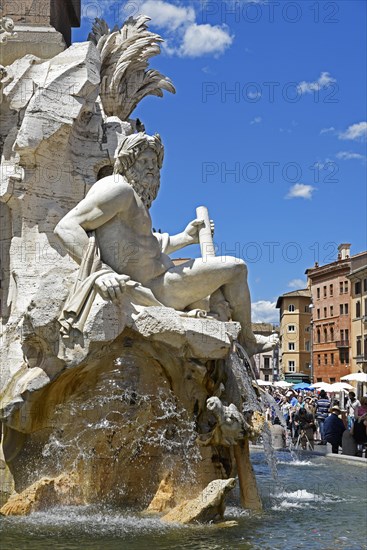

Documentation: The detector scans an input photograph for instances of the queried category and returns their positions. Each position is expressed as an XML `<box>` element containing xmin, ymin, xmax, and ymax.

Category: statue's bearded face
<box><xmin>125</xmin><ymin>148</ymin><xmax>160</xmax><ymax>209</ymax></box>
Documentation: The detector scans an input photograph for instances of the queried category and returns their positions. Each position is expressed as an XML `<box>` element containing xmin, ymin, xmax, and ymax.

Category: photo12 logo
<box><xmin>200</xmin><ymin>241</ymin><xmax>339</xmax><ymax>265</ymax></box>
<box><xmin>201</xmin><ymin>161</ymin><xmax>339</xmax><ymax>184</ymax></box>
<box><xmin>199</xmin><ymin>1</ymin><xmax>340</xmax><ymax>25</ymax></box>
<box><xmin>81</xmin><ymin>1</ymin><xmax>140</xmax><ymax>24</ymax></box>
<box><xmin>202</xmin><ymin>80</ymin><xmax>339</xmax><ymax>104</ymax></box>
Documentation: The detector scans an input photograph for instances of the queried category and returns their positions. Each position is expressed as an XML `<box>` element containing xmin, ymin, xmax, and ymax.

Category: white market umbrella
<box><xmin>329</xmin><ymin>382</ymin><xmax>354</xmax><ymax>392</ymax></box>
<box><xmin>273</xmin><ymin>381</ymin><xmax>293</xmax><ymax>388</ymax></box>
<box><xmin>311</xmin><ymin>382</ymin><xmax>333</xmax><ymax>392</ymax></box>
<box><xmin>256</xmin><ymin>379</ymin><xmax>273</xmax><ymax>386</ymax></box>
<box><xmin>340</xmin><ymin>373</ymin><xmax>367</xmax><ymax>383</ymax></box>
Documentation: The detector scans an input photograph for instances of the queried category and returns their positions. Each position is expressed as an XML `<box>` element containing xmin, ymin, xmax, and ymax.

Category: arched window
<box><xmin>288</xmin><ymin>304</ymin><xmax>295</xmax><ymax>312</ymax></box>
<box><xmin>324</xmin><ymin>328</ymin><xmax>328</xmax><ymax>343</ymax></box>
<box><xmin>317</xmin><ymin>329</ymin><xmax>321</xmax><ymax>343</ymax></box>
<box><xmin>330</xmin><ymin>327</ymin><xmax>334</xmax><ymax>341</ymax></box>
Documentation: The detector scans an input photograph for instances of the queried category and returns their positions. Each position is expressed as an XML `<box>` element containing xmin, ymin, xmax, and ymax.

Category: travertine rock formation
<box><xmin>162</xmin><ymin>478</ymin><xmax>236</xmax><ymax>524</ymax></box>
<box><xmin>0</xmin><ymin>472</ymin><xmax>83</xmax><ymax>516</ymax></box>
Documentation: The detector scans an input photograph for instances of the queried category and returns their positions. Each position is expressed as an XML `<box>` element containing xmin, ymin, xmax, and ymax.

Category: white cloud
<box><xmin>180</xmin><ymin>23</ymin><xmax>233</xmax><ymax>57</ymax></box>
<box><xmin>297</xmin><ymin>72</ymin><xmax>336</xmax><ymax>94</ymax></box>
<box><xmin>338</xmin><ymin>122</ymin><xmax>367</xmax><ymax>141</ymax></box>
<box><xmin>140</xmin><ymin>0</ymin><xmax>195</xmax><ymax>30</ymax></box>
<box><xmin>84</xmin><ymin>0</ymin><xmax>234</xmax><ymax>58</ymax></box>
<box><xmin>288</xmin><ymin>278</ymin><xmax>306</xmax><ymax>289</ymax></box>
<box><xmin>285</xmin><ymin>184</ymin><xmax>316</xmax><ymax>200</ymax></box>
<box><xmin>248</xmin><ymin>90</ymin><xmax>261</xmax><ymax>100</ymax></box>
<box><xmin>136</xmin><ymin>1</ymin><xmax>234</xmax><ymax>58</ymax></box>
<box><xmin>336</xmin><ymin>151</ymin><xmax>366</xmax><ymax>161</ymax></box>
<box><xmin>250</xmin><ymin>116</ymin><xmax>262</xmax><ymax>124</ymax></box>
<box><xmin>201</xmin><ymin>66</ymin><xmax>215</xmax><ymax>74</ymax></box>
<box><xmin>313</xmin><ymin>158</ymin><xmax>333</xmax><ymax>171</ymax></box>
<box><xmin>320</xmin><ymin>123</ymin><xmax>367</xmax><ymax>142</ymax></box>
<box><xmin>252</xmin><ymin>301</ymin><xmax>278</xmax><ymax>323</ymax></box>
<box><xmin>320</xmin><ymin>126</ymin><xmax>335</xmax><ymax>135</ymax></box>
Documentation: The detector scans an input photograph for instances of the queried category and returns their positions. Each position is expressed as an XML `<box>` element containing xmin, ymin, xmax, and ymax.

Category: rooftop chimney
<box><xmin>338</xmin><ymin>243</ymin><xmax>351</xmax><ymax>260</ymax></box>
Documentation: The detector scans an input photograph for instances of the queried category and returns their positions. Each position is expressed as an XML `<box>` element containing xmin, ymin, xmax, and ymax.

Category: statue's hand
<box><xmin>184</xmin><ymin>218</ymin><xmax>215</xmax><ymax>244</ymax></box>
<box><xmin>94</xmin><ymin>273</ymin><xmax>131</xmax><ymax>302</ymax></box>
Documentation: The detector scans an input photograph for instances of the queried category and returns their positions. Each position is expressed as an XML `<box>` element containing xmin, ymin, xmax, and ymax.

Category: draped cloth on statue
<box><xmin>58</xmin><ymin>232</ymin><xmax>114</xmax><ymax>336</ymax></box>
<box><xmin>58</xmin><ymin>232</ymin><xmax>166</xmax><ymax>337</ymax></box>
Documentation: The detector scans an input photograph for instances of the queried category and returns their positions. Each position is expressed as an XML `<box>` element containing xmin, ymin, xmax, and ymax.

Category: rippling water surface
<box><xmin>1</xmin><ymin>451</ymin><xmax>366</xmax><ymax>550</ymax></box>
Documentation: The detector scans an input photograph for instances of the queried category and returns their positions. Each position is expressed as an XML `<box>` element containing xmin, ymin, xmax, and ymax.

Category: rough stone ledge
<box><xmin>161</xmin><ymin>478</ymin><xmax>236</xmax><ymax>524</ymax></box>
<box><xmin>0</xmin><ymin>472</ymin><xmax>83</xmax><ymax>516</ymax></box>
<box><xmin>0</xmin><ymin>299</ymin><xmax>240</xmax><ymax>430</ymax></box>
<box><xmin>60</xmin><ymin>299</ymin><xmax>240</xmax><ymax>367</ymax></box>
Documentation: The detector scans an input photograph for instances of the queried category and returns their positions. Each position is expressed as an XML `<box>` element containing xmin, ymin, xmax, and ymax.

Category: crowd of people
<box><xmin>263</xmin><ymin>387</ymin><xmax>367</xmax><ymax>455</ymax></box>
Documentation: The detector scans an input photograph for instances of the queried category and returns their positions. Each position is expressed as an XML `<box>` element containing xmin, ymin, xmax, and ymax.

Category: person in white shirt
<box><xmin>346</xmin><ymin>392</ymin><xmax>360</xmax><ymax>430</ymax></box>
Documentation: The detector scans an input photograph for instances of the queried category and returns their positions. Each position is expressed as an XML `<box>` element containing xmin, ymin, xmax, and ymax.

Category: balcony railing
<box><xmin>356</xmin><ymin>354</ymin><xmax>367</xmax><ymax>363</ymax></box>
<box><xmin>336</xmin><ymin>340</ymin><xmax>349</xmax><ymax>348</ymax></box>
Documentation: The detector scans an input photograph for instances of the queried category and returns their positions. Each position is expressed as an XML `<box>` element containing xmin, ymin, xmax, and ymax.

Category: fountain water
<box><xmin>260</xmin><ymin>390</ymin><xmax>299</xmax><ymax>461</ymax></box>
<box><xmin>228</xmin><ymin>344</ymin><xmax>280</xmax><ymax>480</ymax></box>
<box><xmin>1</xmin><ymin>450</ymin><xmax>366</xmax><ymax>549</ymax></box>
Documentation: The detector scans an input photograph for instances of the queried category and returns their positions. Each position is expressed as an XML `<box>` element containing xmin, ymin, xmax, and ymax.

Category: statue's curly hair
<box><xmin>113</xmin><ymin>132</ymin><xmax>164</xmax><ymax>175</ymax></box>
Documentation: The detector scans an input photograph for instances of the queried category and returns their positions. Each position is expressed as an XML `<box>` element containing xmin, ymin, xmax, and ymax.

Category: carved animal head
<box><xmin>206</xmin><ymin>396</ymin><xmax>222</xmax><ymax>415</ymax></box>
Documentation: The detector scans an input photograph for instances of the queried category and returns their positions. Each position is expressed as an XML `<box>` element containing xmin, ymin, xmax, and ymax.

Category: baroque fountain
<box><xmin>0</xmin><ymin>14</ymin><xmax>276</xmax><ymax>521</ymax></box>
<box><xmin>1</xmin><ymin>13</ymin><xmax>366</xmax><ymax>550</ymax></box>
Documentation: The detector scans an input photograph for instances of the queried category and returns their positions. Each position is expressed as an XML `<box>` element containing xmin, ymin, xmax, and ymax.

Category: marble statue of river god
<box><xmin>55</xmin><ymin>131</ymin><xmax>276</xmax><ymax>357</ymax></box>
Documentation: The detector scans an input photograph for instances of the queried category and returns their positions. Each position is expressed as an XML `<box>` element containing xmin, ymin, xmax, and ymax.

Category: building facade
<box><xmin>306</xmin><ymin>244</ymin><xmax>367</xmax><ymax>383</ymax></box>
<box><xmin>252</xmin><ymin>323</ymin><xmax>279</xmax><ymax>381</ymax></box>
<box><xmin>348</xmin><ymin>260</ymin><xmax>367</xmax><ymax>375</ymax></box>
<box><xmin>276</xmin><ymin>290</ymin><xmax>311</xmax><ymax>382</ymax></box>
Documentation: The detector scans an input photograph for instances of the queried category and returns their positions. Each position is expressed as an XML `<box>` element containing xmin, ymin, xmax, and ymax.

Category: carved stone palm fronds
<box><xmin>88</xmin><ymin>17</ymin><xmax>110</xmax><ymax>45</ymax></box>
<box><xmin>89</xmin><ymin>16</ymin><xmax>175</xmax><ymax>120</ymax></box>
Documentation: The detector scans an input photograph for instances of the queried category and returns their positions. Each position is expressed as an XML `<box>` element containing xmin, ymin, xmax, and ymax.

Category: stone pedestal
<box><xmin>0</xmin><ymin>0</ymin><xmax>80</xmax><ymax>66</ymax></box>
<box><xmin>342</xmin><ymin>430</ymin><xmax>357</xmax><ymax>456</ymax></box>
<box><xmin>0</xmin><ymin>25</ymin><xmax>66</xmax><ymax>66</ymax></box>
<box><xmin>0</xmin><ymin>319</ymin><xmax>237</xmax><ymax>509</ymax></box>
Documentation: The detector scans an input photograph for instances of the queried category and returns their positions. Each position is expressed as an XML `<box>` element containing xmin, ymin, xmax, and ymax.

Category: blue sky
<box><xmin>73</xmin><ymin>0</ymin><xmax>367</xmax><ymax>323</ymax></box>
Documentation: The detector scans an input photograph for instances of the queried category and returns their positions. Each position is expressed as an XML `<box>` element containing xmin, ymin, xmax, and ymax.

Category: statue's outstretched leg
<box><xmin>148</xmin><ymin>256</ymin><xmax>277</xmax><ymax>357</ymax></box>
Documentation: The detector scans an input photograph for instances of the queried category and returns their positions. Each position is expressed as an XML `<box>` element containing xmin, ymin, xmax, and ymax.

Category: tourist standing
<box><xmin>346</xmin><ymin>392</ymin><xmax>360</xmax><ymax>429</ymax></box>
<box><xmin>294</xmin><ymin>407</ymin><xmax>315</xmax><ymax>449</ymax></box>
<box><xmin>281</xmin><ymin>395</ymin><xmax>292</xmax><ymax>428</ymax></box>
<box><xmin>352</xmin><ymin>395</ymin><xmax>367</xmax><ymax>446</ymax></box>
<box><xmin>323</xmin><ymin>406</ymin><xmax>347</xmax><ymax>454</ymax></box>
<box><xmin>315</xmin><ymin>390</ymin><xmax>331</xmax><ymax>445</ymax></box>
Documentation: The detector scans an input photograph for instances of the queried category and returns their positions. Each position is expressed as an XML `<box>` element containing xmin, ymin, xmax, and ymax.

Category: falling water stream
<box><xmin>260</xmin><ymin>391</ymin><xmax>298</xmax><ymax>461</ymax></box>
<box><xmin>39</xmin><ymin>382</ymin><xmax>201</xmax><ymax>479</ymax></box>
<box><xmin>230</xmin><ymin>343</ymin><xmax>279</xmax><ymax>479</ymax></box>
